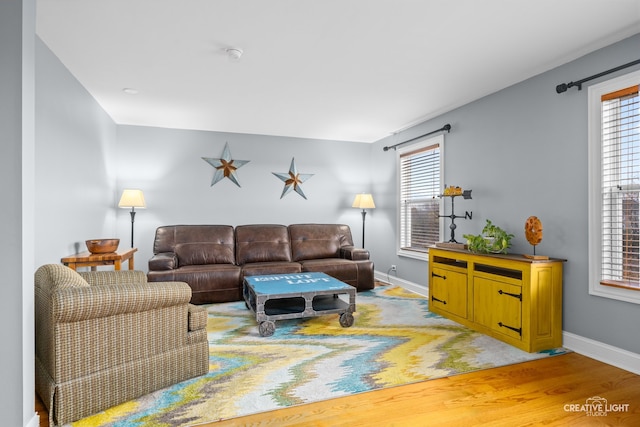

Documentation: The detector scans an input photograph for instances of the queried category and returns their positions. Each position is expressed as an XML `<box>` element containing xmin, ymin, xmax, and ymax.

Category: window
<box><xmin>398</xmin><ymin>134</ymin><xmax>444</xmax><ymax>260</ymax></box>
<box><xmin>588</xmin><ymin>69</ymin><xmax>640</xmax><ymax>304</ymax></box>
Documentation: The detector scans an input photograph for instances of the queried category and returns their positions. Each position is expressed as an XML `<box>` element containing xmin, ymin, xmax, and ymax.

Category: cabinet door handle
<box><xmin>431</xmin><ymin>296</ymin><xmax>447</xmax><ymax>305</ymax></box>
<box><xmin>498</xmin><ymin>322</ymin><xmax>522</xmax><ymax>336</ymax></box>
<box><xmin>431</xmin><ymin>272</ymin><xmax>446</xmax><ymax>280</ymax></box>
<box><xmin>498</xmin><ymin>289</ymin><xmax>522</xmax><ymax>301</ymax></box>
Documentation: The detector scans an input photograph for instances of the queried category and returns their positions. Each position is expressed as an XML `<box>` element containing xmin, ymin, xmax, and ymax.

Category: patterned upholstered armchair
<box><xmin>34</xmin><ymin>264</ymin><xmax>209</xmax><ymax>426</ymax></box>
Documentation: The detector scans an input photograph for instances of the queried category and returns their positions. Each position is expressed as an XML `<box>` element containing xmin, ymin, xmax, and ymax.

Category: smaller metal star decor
<box><xmin>272</xmin><ymin>158</ymin><xmax>314</xmax><ymax>199</ymax></box>
<box><xmin>202</xmin><ymin>142</ymin><xmax>250</xmax><ymax>187</ymax></box>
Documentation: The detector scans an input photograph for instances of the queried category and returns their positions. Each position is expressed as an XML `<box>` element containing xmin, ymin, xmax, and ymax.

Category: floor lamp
<box><xmin>352</xmin><ymin>193</ymin><xmax>375</xmax><ymax>248</ymax></box>
<box><xmin>118</xmin><ymin>189</ymin><xmax>146</xmax><ymax>248</ymax></box>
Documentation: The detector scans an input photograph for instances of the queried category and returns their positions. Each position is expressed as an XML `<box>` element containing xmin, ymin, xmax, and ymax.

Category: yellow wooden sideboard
<box><xmin>428</xmin><ymin>247</ymin><xmax>565</xmax><ymax>352</ymax></box>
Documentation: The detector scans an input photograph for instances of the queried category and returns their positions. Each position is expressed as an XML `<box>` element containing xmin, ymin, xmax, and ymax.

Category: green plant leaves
<box><xmin>463</xmin><ymin>219</ymin><xmax>514</xmax><ymax>254</ymax></box>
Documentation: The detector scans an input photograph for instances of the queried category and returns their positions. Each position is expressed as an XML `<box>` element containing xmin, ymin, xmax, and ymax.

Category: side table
<box><xmin>61</xmin><ymin>247</ymin><xmax>138</xmax><ymax>271</ymax></box>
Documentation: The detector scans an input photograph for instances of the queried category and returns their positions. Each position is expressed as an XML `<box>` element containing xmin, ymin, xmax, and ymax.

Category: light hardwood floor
<box><xmin>36</xmin><ymin>352</ymin><xmax>640</xmax><ymax>426</ymax></box>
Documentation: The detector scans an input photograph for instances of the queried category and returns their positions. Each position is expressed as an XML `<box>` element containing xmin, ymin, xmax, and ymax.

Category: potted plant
<box><xmin>463</xmin><ymin>219</ymin><xmax>514</xmax><ymax>254</ymax></box>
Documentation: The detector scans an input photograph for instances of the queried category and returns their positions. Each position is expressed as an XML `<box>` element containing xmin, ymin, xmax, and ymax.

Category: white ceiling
<box><xmin>36</xmin><ymin>0</ymin><xmax>640</xmax><ymax>143</ymax></box>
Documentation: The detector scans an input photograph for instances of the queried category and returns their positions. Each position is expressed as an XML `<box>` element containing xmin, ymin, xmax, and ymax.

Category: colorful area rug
<box><xmin>70</xmin><ymin>284</ymin><xmax>566</xmax><ymax>426</ymax></box>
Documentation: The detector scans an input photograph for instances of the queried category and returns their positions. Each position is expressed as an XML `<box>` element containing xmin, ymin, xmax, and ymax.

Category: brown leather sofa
<box><xmin>148</xmin><ymin>224</ymin><xmax>375</xmax><ymax>304</ymax></box>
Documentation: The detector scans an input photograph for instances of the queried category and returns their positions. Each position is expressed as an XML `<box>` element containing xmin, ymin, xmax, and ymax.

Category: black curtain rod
<box><xmin>556</xmin><ymin>59</ymin><xmax>640</xmax><ymax>93</ymax></box>
<box><xmin>383</xmin><ymin>123</ymin><xmax>451</xmax><ymax>151</ymax></box>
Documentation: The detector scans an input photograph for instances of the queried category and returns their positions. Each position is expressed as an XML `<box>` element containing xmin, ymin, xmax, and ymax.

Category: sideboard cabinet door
<box><xmin>430</xmin><ymin>266</ymin><xmax>467</xmax><ymax>319</ymax></box>
<box><xmin>474</xmin><ymin>277</ymin><xmax>522</xmax><ymax>340</ymax></box>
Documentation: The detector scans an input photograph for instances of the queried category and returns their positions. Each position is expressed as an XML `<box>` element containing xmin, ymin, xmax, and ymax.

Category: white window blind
<box><xmin>601</xmin><ymin>84</ymin><xmax>640</xmax><ymax>289</ymax></box>
<box><xmin>399</xmin><ymin>140</ymin><xmax>441</xmax><ymax>255</ymax></box>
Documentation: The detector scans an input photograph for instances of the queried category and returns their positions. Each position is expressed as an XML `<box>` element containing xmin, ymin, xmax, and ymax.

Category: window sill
<box><xmin>397</xmin><ymin>248</ymin><xmax>428</xmax><ymax>261</ymax></box>
<box><xmin>589</xmin><ymin>281</ymin><xmax>640</xmax><ymax>305</ymax></box>
<box><xmin>600</xmin><ymin>280</ymin><xmax>640</xmax><ymax>292</ymax></box>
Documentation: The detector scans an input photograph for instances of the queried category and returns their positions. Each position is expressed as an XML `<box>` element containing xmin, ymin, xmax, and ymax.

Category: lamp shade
<box><xmin>118</xmin><ymin>189</ymin><xmax>146</xmax><ymax>209</ymax></box>
<box><xmin>352</xmin><ymin>193</ymin><xmax>375</xmax><ymax>209</ymax></box>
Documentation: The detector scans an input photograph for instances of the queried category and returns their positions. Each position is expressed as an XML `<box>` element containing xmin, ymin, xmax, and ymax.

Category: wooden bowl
<box><xmin>86</xmin><ymin>239</ymin><xmax>119</xmax><ymax>254</ymax></box>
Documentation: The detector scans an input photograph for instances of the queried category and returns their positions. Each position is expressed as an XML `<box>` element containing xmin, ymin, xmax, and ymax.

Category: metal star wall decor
<box><xmin>202</xmin><ymin>142</ymin><xmax>250</xmax><ymax>187</ymax></box>
<box><xmin>272</xmin><ymin>158</ymin><xmax>314</xmax><ymax>199</ymax></box>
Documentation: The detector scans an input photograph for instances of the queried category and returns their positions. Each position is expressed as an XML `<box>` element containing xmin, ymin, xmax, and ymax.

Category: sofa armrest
<box><xmin>149</xmin><ymin>252</ymin><xmax>178</xmax><ymax>271</ymax></box>
<box><xmin>188</xmin><ymin>304</ymin><xmax>208</xmax><ymax>331</ymax></box>
<box><xmin>79</xmin><ymin>270</ymin><xmax>147</xmax><ymax>286</ymax></box>
<box><xmin>340</xmin><ymin>246</ymin><xmax>370</xmax><ymax>260</ymax></box>
<box><xmin>52</xmin><ymin>281</ymin><xmax>192</xmax><ymax>322</ymax></box>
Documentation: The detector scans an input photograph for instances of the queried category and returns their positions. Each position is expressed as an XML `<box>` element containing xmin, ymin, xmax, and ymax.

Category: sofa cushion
<box><xmin>236</xmin><ymin>224</ymin><xmax>292</xmax><ymax>265</ymax></box>
<box><xmin>148</xmin><ymin>264</ymin><xmax>242</xmax><ymax>304</ymax></box>
<box><xmin>289</xmin><ymin>224</ymin><xmax>354</xmax><ymax>261</ymax></box>
<box><xmin>153</xmin><ymin>225</ymin><xmax>235</xmax><ymax>254</ymax></box>
<box><xmin>298</xmin><ymin>258</ymin><xmax>375</xmax><ymax>291</ymax></box>
<box><xmin>241</xmin><ymin>261</ymin><xmax>302</xmax><ymax>278</ymax></box>
<box><xmin>175</xmin><ymin>242</ymin><xmax>235</xmax><ymax>266</ymax></box>
<box><xmin>299</xmin><ymin>258</ymin><xmax>358</xmax><ymax>282</ymax></box>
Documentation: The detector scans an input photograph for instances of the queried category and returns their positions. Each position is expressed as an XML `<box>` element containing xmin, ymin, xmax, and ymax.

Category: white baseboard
<box><xmin>25</xmin><ymin>413</ymin><xmax>39</xmax><ymax>427</ymax></box>
<box><xmin>374</xmin><ymin>270</ymin><xmax>640</xmax><ymax>375</ymax></box>
<box><xmin>374</xmin><ymin>270</ymin><xmax>428</xmax><ymax>296</ymax></box>
<box><xmin>562</xmin><ymin>331</ymin><xmax>640</xmax><ymax>375</ymax></box>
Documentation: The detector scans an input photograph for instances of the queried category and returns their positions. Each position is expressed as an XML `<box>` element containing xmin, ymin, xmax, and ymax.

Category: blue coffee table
<box><xmin>243</xmin><ymin>272</ymin><xmax>356</xmax><ymax>336</ymax></box>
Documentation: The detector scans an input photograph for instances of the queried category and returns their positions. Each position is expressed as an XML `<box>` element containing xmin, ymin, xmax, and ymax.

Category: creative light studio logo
<box><xmin>564</xmin><ymin>396</ymin><xmax>630</xmax><ymax>417</ymax></box>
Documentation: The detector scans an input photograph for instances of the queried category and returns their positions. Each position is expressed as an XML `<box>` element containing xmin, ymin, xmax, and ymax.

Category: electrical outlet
<box><xmin>390</xmin><ymin>265</ymin><xmax>397</xmax><ymax>271</ymax></box>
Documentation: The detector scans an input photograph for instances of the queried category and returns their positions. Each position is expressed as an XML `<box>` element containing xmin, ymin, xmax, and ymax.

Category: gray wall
<box><xmin>35</xmin><ymin>36</ymin><xmax>119</xmax><ymax>267</ymax></box>
<box><xmin>2</xmin><ymin>0</ymin><xmax>36</xmax><ymax>425</ymax></box>
<box><xmin>369</xmin><ymin>33</ymin><xmax>640</xmax><ymax>355</ymax></box>
<box><xmin>115</xmin><ymin>126</ymin><xmax>373</xmax><ymax>266</ymax></box>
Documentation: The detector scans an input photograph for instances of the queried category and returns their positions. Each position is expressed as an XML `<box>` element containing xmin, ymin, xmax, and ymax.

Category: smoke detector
<box><xmin>225</xmin><ymin>48</ymin><xmax>243</xmax><ymax>61</ymax></box>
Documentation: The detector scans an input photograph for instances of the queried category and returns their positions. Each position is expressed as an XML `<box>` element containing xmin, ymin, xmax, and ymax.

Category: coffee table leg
<box><xmin>259</xmin><ymin>321</ymin><xmax>276</xmax><ymax>337</ymax></box>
